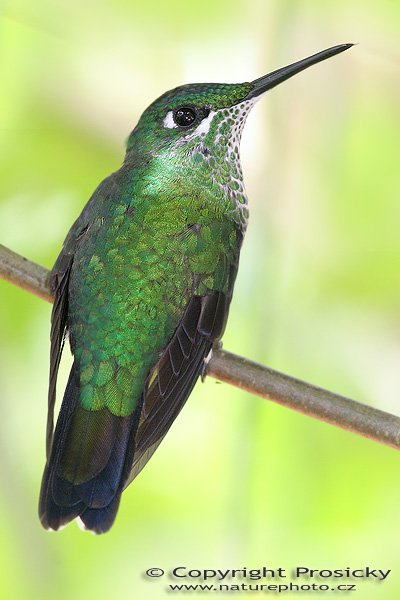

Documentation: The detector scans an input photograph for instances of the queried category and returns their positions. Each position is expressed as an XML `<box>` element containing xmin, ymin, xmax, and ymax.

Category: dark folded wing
<box><xmin>46</xmin><ymin>254</ymin><xmax>73</xmax><ymax>458</ymax></box>
<box><xmin>46</xmin><ymin>213</ymin><xmax>91</xmax><ymax>458</ymax></box>
<box><xmin>125</xmin><ymin>290</ymin><xmax>231</xmax><ymax>487</ymax></box>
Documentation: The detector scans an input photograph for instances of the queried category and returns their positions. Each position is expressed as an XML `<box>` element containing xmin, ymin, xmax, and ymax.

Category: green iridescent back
<box><xmin>68</xmin><ymin>164</ymin><xmax>242</xmax><ymax>417</ymax></box>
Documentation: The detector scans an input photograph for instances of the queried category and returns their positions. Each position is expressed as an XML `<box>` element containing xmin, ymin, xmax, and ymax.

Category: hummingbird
<box><xmin>39</xmin><ymin>43</ymin><xmax>352</xmax><ymax>534</ymax></box>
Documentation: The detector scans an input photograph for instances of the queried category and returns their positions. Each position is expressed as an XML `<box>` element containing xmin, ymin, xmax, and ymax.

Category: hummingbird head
<box><xmin>126</xmin><ymin>44</ymin><xmax>352</xmax><ymax>229</ymax></box>
<box><xmin>126</xmin><ymin>81</ymin><xmax>254</xmax><ymax>156</ymax></box>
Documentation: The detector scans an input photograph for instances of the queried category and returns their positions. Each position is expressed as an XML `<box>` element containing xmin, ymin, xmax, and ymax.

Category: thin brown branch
<box><xmin>1</xmin><ymin>242</ymin><xmax>399</xmax><ymax>450</ymax></box>
<box><xmin>0</xmin><ymin>244</ymin><xmax>52</xmax><ymax>303</ymax></box>
<box><xmin>208</xmin><ymin>351</ymin><xmax>400</xmax><ymax>450</ymax></box>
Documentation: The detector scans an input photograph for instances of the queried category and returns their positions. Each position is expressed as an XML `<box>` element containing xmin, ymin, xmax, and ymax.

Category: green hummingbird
<box><xmin>39</xmin><ymin>43</ymin><xmax>352</xmax><ymax>534</ymax></box>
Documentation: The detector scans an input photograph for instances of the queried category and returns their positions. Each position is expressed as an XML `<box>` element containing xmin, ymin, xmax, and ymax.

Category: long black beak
<box><xmin>247</xmin><ymin>43</ymin><xmax>353</xmax><ymax>99</ymax></box>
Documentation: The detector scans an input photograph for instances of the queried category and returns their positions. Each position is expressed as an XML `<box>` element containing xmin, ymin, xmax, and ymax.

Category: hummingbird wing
<box><xmin>46</xmin><ymin>253</ymin><xmax>73</xmax><ymax>458</ymax></box>
<box><xmin>44</xmin><ymin>174</ymin><xmax>116</xmax><ymax>457</ymax></box>
<box><xmin>126</xmin><ymin>290</ymin><xmax>230</xmax><ymax>486</ymax></box>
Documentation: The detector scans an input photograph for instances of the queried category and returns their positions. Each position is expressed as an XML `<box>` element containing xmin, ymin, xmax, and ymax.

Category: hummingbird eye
<box><xmin>173</xmin><ymin>107</ymin><xmax>197</xmax><ymax>128</ymax></box>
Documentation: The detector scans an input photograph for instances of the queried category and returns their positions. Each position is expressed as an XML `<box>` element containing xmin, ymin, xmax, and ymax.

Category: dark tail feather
<box><xmin>39</xmin><ymin>366</ymin><xmax>84</xmax><ymax>530</ymax></box>
<box><xmin>79</xmin><ymin>494</ymin><xmax>122</xmax><ymax>534</ymax></box>
<box><xmin>39</xmin><ymin>363</ymin><xmax>142</xmax><ymax>534</ymax></box>
<box><xmin>39</xmin><ymin>461</ymin><xmax>84</xmax><ymax>531</ymax></box>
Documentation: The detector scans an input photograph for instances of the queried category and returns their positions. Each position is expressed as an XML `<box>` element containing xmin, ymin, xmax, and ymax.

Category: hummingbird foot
<box><xmin>201</xmin><ymin>340</ymin><xmax>222</xmax><ymax>382</ymax></box>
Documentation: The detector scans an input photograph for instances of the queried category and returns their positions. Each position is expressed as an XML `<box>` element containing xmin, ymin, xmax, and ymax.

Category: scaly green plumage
<box><xmin>39</xmin><ymin>43</ymin><xmax>352</xmax><ymax>534</ymax></box>
<box><xmin>69</xmin><ymin>180</ymin><xmax>241</xmax><ymax>416</ymax></box>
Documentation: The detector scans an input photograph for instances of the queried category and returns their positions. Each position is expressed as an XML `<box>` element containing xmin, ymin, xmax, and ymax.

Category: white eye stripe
<box><xmin>163</xmin><ymin>111</ymin><xmax>178</xmax><ymax>129</ymax></box>
<box><xmin>188</xmin><ymin>110</ymin><xmax>216</xmax><ymax>138</ymax></box>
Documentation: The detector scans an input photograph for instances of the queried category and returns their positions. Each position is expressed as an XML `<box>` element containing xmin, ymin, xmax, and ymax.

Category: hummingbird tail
<box><xmin>38</xmin><ymin>363</ymin><xmax>142</xmax><ymax>534</ymax></box>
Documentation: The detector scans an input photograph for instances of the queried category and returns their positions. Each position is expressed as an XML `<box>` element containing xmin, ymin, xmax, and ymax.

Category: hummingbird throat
<box><xmin>166</xmin><ymin>98</ymin><xmax>256</xmax><ymax>230</ymax></box>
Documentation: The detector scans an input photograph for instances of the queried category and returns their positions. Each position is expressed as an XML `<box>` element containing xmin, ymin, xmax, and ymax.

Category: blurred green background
<box><xmin>1</xmin><ymin>1</ymin><xmax>399</xmax><ymax>599</ymax></box>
